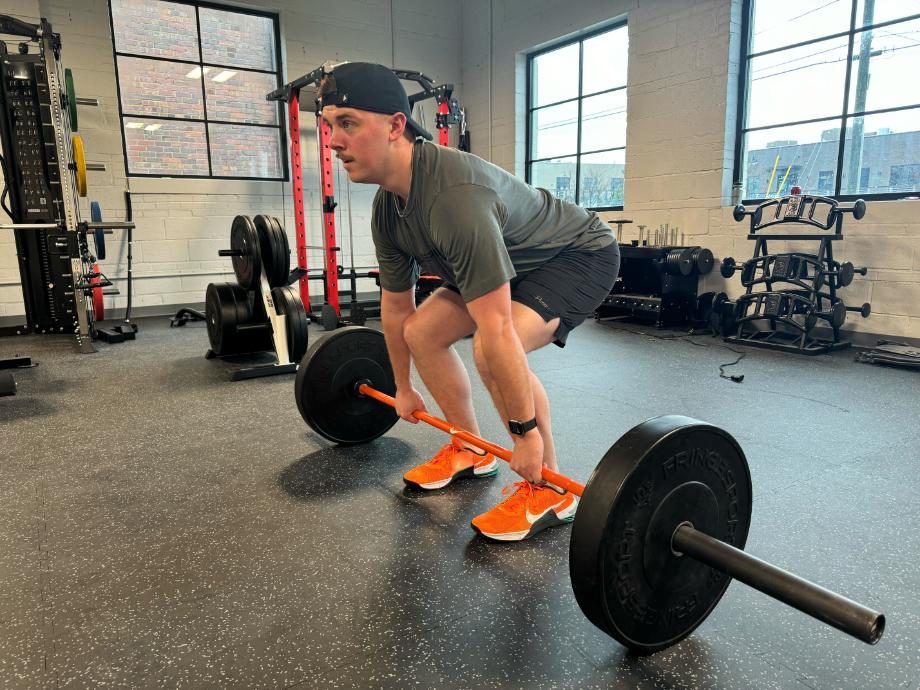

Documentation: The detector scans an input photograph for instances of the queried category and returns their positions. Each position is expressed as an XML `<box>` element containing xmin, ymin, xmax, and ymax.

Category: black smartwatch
<box><xmin>508</xmin><ymin>417</ymin><xmax>538</xmax><ymax>436</ymax></box>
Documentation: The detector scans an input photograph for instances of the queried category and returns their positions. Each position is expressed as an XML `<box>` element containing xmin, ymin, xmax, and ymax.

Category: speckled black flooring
<box><xmin>1</xmin><ymin>316</ymin><xmax>918</xmax><ymax>689</ymax></box>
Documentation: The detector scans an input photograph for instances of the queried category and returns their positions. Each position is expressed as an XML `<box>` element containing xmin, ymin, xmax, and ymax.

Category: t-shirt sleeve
<box><xmin>371</xmin><ymin>188</ymin><xmax>419</xmax><ymax>292</ymax></box>
<box><xmin>429</xmin><ymin>184</ymin><xmax>515</xmax><ymax>302</ymax></box>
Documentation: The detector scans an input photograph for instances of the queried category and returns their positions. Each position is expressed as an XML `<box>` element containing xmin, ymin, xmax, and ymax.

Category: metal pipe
<box><xmin>672</xmin><ymin>523</ymin><xmax>884</xmax><ymax>645</ymax></box>
<box><xmin>0</xmin><ymin>223</ymin><xmax>59</xmax><ymax>229</ymax></box>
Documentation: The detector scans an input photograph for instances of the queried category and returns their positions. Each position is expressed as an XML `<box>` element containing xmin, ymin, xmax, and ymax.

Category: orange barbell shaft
<box><xmin>357</xmin><ymin>382</ymin><xmax>586</xmax><ymax>496</ymax></box>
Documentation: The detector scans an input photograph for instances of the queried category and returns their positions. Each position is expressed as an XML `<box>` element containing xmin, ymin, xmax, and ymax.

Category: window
<box><xmin>735</xmin><ymin>2</ymin><xmax>920</xmax><ymax>201</ymax></box>
<box><xmin>526</xmin><ymin>22</ymin><xmax>628</xmax><ymax>210</ymax></box>
<box><xmin>109</xmin><ymin>0</ymin><xmax>285</xmax><ymax>180</ymax></box>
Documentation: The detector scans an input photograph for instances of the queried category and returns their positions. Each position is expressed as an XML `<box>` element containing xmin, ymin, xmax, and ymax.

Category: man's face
<box><xmin>322</xmin><ymin>105</ymin><xmax>397</xmax><ymax>184</ymax></box>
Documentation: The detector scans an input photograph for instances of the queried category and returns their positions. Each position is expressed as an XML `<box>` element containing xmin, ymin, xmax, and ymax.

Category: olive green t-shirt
<box><xmin>371</xmin><ymin>140</ymin><xmax>613</xmax><ymax>302</ymax></box>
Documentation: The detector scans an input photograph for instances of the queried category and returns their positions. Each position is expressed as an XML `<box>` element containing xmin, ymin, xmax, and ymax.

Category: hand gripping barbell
<box><xmin>294</xmin><ymin>326</ymin><xmax>885</xmax><ymax>653</ymax></box>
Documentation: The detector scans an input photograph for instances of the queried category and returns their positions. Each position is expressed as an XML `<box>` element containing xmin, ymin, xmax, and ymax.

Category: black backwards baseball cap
<box><xmin>316</xmin><ymin>62</ymin><xmax>433</xmax><ymax>141</ymax></box>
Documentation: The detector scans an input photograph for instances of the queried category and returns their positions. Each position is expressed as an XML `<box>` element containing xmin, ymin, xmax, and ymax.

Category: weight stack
<box><xmin>595</xmin><ymin>245</ymin><xmax>713</xmax><ymax>328</ymax></box>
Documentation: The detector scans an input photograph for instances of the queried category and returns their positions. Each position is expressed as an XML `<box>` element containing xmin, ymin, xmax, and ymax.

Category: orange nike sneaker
<box><xmin>471</xmin><ymin>480</ymin><xmax>578</xmax><ymax>541</ymax></box>
<box><xmin>403</xmin><ymin>439</ymin><xmax>499</xmax><ymax>490</ymax></box>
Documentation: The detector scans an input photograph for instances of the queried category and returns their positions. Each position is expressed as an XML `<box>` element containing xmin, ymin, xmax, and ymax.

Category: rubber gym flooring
<box><xmin>1</xmin><ymin>315</ymin><xmax>917</xmax><ymax>689</ymax></box>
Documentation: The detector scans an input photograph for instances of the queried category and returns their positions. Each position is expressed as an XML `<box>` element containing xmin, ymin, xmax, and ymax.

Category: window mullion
<box><xmin>574</xmin><ymin>39</ymin><xmax>584</xmax><ymax>205</ymax></box>
<box><xmin>194</xmin><ymin>6</ymin><xmax>213</xmax><ymax>177</ymax></box>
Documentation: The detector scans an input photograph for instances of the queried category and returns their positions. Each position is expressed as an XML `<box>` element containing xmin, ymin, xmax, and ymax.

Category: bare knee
<box><xmin>403</xmin><ymin>311</ymin><xmax>451</xmax><ymax>355</ymax></box>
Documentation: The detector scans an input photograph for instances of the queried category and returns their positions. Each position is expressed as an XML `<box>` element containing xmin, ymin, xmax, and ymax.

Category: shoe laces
<box><xmin>497</xmin><ymin>481</ymin><xmax>536</xmax><ymax>512</ymax></box>
<box><xmin>428</xmin><ymin>442</ymin><xmax>459</xmax><ymax>468</ymax></box>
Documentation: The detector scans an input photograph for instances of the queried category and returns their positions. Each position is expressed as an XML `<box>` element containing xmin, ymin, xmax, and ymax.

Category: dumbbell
<box><xmin>691</xmin><ymin>247</ymin><xmax>714</xmax><ymax>275</ymax></box>
<box><xmin>804</xmin><ymin>301</ymin><xmax>847</xmax><ymax>332</ymax></box>
<box><xmin>720</xmin><ymin>256</ymin><xmax>757</xmax><ymax>285</ymax></box>
<box><xmin>665</xmin><ymin>248</ymin><xmax>695</xmax><ymax>276</ymax></box>
<box><xmin>839</xmin><ymin>199</ymin><xmax>867</xmax><ymax>220</ymax></box>
<box><xmin>720</xmin><ymin>256</ymin><xmax>737</xmax><ymax>278</ymax></box>
<box><xmin>849</xmin><ymin>302</ymin><xmax>872</xmax><ymax>318</ymax></box>
<box><xmin>820</xmin><ymin>261</ymin><xmax>868</xmax><ymax>288</ymax></box>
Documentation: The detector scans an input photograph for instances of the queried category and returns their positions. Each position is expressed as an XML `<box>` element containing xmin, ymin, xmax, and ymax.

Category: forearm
<box><xmin>380</xmin><ymin>293</ymin><xmax>415</xmax><ymax>389</ymax></box>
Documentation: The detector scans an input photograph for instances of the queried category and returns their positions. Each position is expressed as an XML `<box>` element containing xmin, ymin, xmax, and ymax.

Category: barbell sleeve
<box><xmin>356</xmin><ymin>382</ymin><xmax>587</xmax><ymax>496</ymax></box>
<box><xmin>672</xmin><ymin>523</ymin><xmax>884</xmax><ymax>645</ymax></box>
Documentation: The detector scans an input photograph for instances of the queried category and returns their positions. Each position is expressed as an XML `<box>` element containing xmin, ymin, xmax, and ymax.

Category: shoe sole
<box><xmin>403</xmin><ymin>458</ymin><xmax>499</xmax><ymax>490</ymax></box>
<box><xmin>472</xmin><ymin>500</ymin><xmax>577</xmax><ymax>542</ymax></box>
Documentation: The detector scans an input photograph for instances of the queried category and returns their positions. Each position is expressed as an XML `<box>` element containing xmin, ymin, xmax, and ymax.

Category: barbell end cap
<box><xmin>868</xmin><ymin>614</ymin><xmax>886</xmax><ymax>645</ymax></box>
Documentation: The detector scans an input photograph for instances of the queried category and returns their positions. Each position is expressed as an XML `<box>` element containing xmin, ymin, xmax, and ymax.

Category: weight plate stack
<box><xmin>90</xmin><ymin>262</ymin><xmax>104</xmax><ymax>322</ymax></box>
<box><xmin>254</xmin><ymin>215</ymin><xmax>290</xmax><ymax>288</ymax></box>
<box><xmin>268</xmin><ymin>216</ymin><xmax>291</xmax><ymax>285</ymax></box>
<box><xmin>90</xmin><ymin>201</ymin><xmax>105</xmax><ymax>261</ymax></box>
<box><xmin>71</xmin><ymin>134</ymin><xmax>87</xmax><ymax>197</ymax></box>
<box><xmin>65</xmin><ymin>68</ymin><xmax>78</xmax><ymax>131</ymax></box>
<box><xmin>665</xmin><ymin>249</ymin><xmax>694</xmax><ymax>276</ymax></box>
<box><xmin>205</xmin><ymin>282</ymin><xmax>273</xmax><ymax>356</ymax></box>
<box><xmin>271</xmin><ymin>286</ymin><xmax>309</xmax><ymax>363</ymax></box>
<box><xmin>229</xmin><ymin>216</ymin><xmax>261</xmax><ymax>290</ymax></box>
<box><xmin>691</xmin><ymin>247</ymin><xmax>714</xmax><ymax>275</ymax></box>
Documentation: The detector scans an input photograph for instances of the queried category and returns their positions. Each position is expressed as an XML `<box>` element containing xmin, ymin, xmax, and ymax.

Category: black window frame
<box><xmin>107</xmin><ymin>0</ymin><xmax>288</xmax><ymax>182</ymax></box>
<box><xmin>525</xmin><ymin>20</ymin><xmax>628</xmax><ymax>212</ymax></box>
<box><xmin>733</xmin><ymin>1</ymin><xmax>920</xmax><ymax>203</ymax></box>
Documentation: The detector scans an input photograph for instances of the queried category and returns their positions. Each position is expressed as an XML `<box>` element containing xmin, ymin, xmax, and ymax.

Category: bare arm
<box><xmin>380</xmin><ymin>287</ymin><xmax>416</xmax><ymax>389</ymax></box>
<box><xmin>380</xmin><ymin>288</ymin><xmax>428</xmax><ymax>422</ymax></box>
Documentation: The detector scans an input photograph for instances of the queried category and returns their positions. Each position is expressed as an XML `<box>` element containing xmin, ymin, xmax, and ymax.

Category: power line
<box><xmin>753</xmin><ymin>0</ymin><xmax>845</xmax><ymax>38</ymax></box>
<box><xmin>751</xmin><ymin>43</ymin><xmax>918</xmax><ymax>81</ymax></box>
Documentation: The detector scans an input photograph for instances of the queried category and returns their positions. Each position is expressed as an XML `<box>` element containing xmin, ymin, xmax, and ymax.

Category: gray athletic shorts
<box><xmin>446</xmin><ymin>241</ymin><xmax>620</xmax><ymax>347</ymax></box>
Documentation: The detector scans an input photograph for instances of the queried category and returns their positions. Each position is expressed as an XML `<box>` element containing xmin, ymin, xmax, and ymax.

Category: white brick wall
<box><xmin>459</xmin><ymin>0</ymin><xmax>920</xmax><ymax>341</ymax></box>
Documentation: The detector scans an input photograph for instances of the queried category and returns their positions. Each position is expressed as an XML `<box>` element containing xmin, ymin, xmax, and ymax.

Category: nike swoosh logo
<box><xmin>526</xmin><ymin>499</ymin><xmax>567</xmax><ymax>524</ymax></box>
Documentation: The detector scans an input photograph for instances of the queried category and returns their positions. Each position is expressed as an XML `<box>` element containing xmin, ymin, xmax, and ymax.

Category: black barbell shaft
<box><xmin>672</xmin><ymin>523</ymin><xmax>884</xmax><ymax>645</ymax></box>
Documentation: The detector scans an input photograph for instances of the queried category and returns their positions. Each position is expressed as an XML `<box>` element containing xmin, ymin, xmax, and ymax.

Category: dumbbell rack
<box><xmin>595</xmin><ymin>244</ymin><xmax>714</xmax><ymax>327</ymax></box>
<box><xmin>723</xmin><ymin>193</ymin><xmax>870</xmax><ymax>355</ymax></box>
<box><xmin>206</xmin><ymin>215</ymin><xmax>308</xmax><ymax>381</ymax></box>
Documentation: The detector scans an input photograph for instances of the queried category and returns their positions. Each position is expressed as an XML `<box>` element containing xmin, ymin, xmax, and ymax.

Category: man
<box><xmin>318</xmin><ymin>62</ymin><xmax>620</xmax><ymax>541</ymax></box>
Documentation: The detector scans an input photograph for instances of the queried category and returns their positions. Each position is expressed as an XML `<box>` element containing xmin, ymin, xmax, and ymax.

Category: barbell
<box><xmin>294</xmin><ymin>326</ymin><xmax>885</xmax><ymax>654</ymax></box>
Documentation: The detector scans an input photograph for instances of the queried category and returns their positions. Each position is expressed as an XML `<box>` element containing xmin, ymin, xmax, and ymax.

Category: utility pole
<box><xmin>846</xmin><ymin>0</ymin><xmax>875</xmax><ymax>193</ymax></box>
